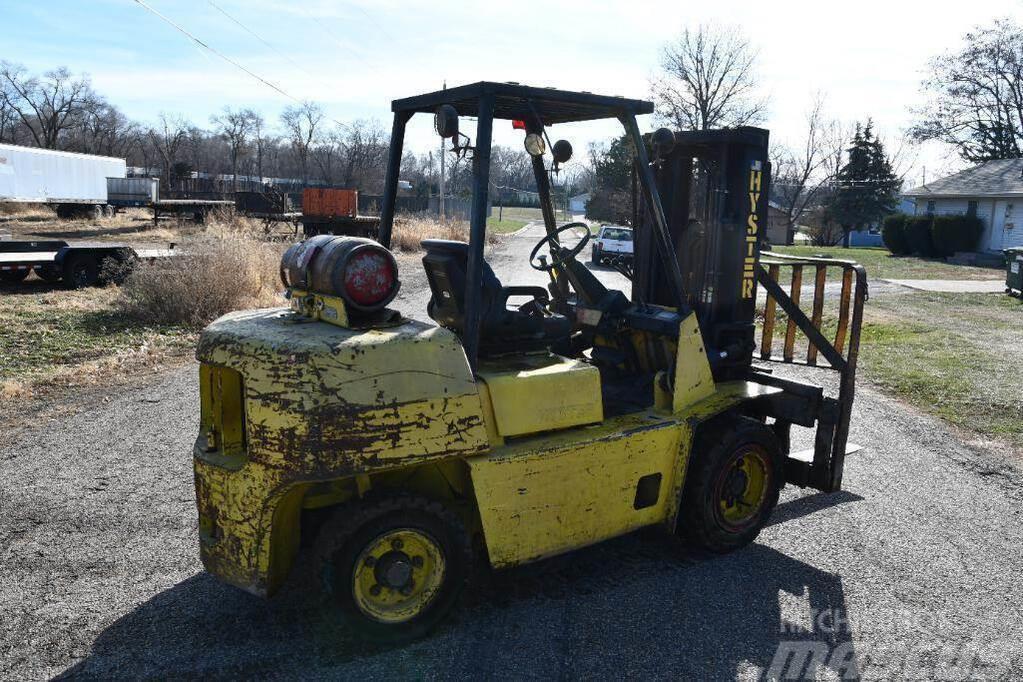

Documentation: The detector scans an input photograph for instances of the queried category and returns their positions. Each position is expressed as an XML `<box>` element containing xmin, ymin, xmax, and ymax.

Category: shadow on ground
<box><xmin>59</xmin><ymin>493</ymin><xmax>863</xmax><ymax>679</ymax></box>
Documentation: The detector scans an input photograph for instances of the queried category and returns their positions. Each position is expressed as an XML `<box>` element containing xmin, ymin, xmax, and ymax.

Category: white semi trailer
<box><xmin>0</xmin><ymin>143</ymin><xmax>126</xmax><ymax>218</ymax></box>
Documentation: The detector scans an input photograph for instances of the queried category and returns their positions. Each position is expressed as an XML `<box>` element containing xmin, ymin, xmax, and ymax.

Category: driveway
<box><xmin>2</xmin><ymin>225</ymin><xmax>1022</xmax><ymax>679</ymax></box>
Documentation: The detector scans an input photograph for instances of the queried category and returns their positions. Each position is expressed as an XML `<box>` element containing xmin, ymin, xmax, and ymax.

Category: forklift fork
<box><xmin>752</xmin><ymin>252</ymin><xmax>867</xmax><ymax>492</ymax></box>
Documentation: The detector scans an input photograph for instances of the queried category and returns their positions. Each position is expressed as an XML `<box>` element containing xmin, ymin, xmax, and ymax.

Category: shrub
<box><xmin>931</xmin><ymin>214</ymin><xmax>984</xmax><ymax>257</ymax></box>
<box><xmin>882</xmin><ymin>213</ymin><xmax>911</xmax><ymax>255</ymax></box>
<box><xmin>905</xmin><ymin>215</ymin><xmax>935</xmax><ymax>257</ymax></box>
<box><xmin>117</xmin><ymin>229</ymin><xmax>284</xmax><ymax>327</ymax></box>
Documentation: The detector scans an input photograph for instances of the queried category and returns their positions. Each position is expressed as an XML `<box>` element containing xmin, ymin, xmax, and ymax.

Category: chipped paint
<box><xmin>193</xmin><ymin>307</ymin><xmax>489</xmax><ymax>595</ymax></box>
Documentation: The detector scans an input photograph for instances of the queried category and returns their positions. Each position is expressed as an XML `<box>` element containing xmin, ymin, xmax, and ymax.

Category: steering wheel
<box><xmin>528</xmin><ymin>222</ymin><xmax>591</xmax><ymax>271</ymax></box>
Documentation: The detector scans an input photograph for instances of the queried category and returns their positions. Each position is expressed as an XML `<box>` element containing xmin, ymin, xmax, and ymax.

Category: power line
<box><xmin>131</xmin><ymin>0</ymin><xmax>352</xmax><ymax>129</ymax></box>
<box><xmin>130</xmin><ymin>0</ymin><xmax>302</xmax><ymax>105</ymax></box>
<box><xmin>206</xmin><ymin>0</ymin><xmax>318</xmax><ymax>81</ymax></box>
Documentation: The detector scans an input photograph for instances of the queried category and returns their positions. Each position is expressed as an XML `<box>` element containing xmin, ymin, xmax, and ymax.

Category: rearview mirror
<box><xmin>651</xmin><ymin>127</ymin><xmax>675</xmax><ymax>156</ymax></box>
<box><xmin>552</xmin><ymin>139</ymin><xmax>573</xmax><ymax>164</ymax></box>
<box><xmin>434</xmin><ymin>104</ymin><xmax>459</xmax><ymax>139</ymax></box>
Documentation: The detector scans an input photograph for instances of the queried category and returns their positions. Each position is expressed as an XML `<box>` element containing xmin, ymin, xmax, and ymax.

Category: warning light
<box><xmin>512</xmin><ymin>119</ymin><xmax>526</xmax><ymax>130</ymax></box>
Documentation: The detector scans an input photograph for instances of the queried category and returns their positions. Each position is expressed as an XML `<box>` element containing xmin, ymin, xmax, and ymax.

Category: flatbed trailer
<box><xmin>300</xmin><ymin>214</ymin><xmax>381</xmax><ymax>238</ymax></box>
<box><xmin>0</xmin><ymin>239</ymin><xmax>176</xmax><ymax>289</ymax></box>
<box><xmin>153</xmin><ymin>199</ymin><xmax>235</xmax><ymax>225</ymax></box>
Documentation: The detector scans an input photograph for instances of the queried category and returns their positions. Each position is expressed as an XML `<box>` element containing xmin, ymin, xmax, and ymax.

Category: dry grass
<box><xmin>390</xmin><ymin>214</ymin><xmax>498</xmax><ymax>253</ymax></box>
<box><xmin>116</xmin><ymin>224</ymin><xmax>285</xmax><ymax>327</ymax></box>
<box><xmin>0</xmin><ymin>203</ymin><xmax>54</xmax><ymax>218</ymax></box>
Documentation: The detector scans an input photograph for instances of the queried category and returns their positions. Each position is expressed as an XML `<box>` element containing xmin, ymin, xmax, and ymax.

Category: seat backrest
<box><xmin>421</xmin><ymin>240</ymin><xmax>501</xmax><ymax>333</ymax></box>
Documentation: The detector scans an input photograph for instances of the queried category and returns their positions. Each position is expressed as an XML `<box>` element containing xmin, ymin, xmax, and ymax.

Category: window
<box><xmin>601</xmin><ymin>228</ymin><xmax>632</xmax><ymax>241</ymax></box>
<box><xmin>967</xmin><ymin>201</ymin><xmax>978</xmax><ymax>217</ymax></box>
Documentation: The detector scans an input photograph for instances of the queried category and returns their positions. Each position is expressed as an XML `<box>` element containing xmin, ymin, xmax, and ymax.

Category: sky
<box><xmin>5</xmin><ymin>0</ymin><xmax>1023</xmax><ymax>185</ymax></box>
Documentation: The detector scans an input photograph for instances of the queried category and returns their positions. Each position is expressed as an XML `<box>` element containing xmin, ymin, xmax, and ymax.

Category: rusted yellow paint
<box><xmin>288</xmin><ymin>288</ymin><xmax>351</xmax><ymax>328</ymax></box>
<box><xmin>478</xmin><ymin>352</ymin><xmax>602</xmax><ymax>437</ymax></box>
<box><xmin>193</xmin><ymin>304</ymin><xmax>779</xmax><ymax>596</ymax></box>
<box><xmin>193</xmin><ymin>307</ymin><xmax>489</xmax><ymax>595</ymax></box>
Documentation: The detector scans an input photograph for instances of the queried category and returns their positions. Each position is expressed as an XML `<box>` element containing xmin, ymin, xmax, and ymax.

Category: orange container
<box><xmin>302</xmin><ymin>188</ymin><xmax>358</xmax><ymax>218</ymax></box>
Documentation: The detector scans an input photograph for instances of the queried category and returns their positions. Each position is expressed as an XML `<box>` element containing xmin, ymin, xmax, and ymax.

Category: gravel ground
<box><xmin>2</xmin><ymin>225</ymin><xmax>1022</xmax><ymax>680</ymax></box>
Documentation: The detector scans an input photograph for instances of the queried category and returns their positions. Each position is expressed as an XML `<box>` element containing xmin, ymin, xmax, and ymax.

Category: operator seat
<box><xmin>421</xmin><ymin>239</ymin><xmax>571</xmax><ymax>354</ymax></box>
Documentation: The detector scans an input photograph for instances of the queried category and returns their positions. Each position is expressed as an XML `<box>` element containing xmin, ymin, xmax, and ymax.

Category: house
<box><xmin>903</xmin><ymin>159</ymin><xmax>1023</xmax><ymax>252</ymax></box>
<box><xmin>765</xmin><ymin>201</ymin><xmax>788</xmax><ymax>244</ymax></box>
<box><xmin>764</xmin><ymin>201</ymin><xmax>819</xmax><ymax>246</ymax></box>
<box><xmin>569</xmin><ymin>192</ymin><xmax>590</xmax><ymax>214</ymax></box>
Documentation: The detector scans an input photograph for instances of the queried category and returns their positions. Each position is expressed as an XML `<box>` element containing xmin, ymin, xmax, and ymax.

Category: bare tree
<box><xmin>281</xmin><ymin>101</ymin><xmax>323</xmax><ymax>185</ymax></box>
<box><xmin>651</xmin><ymin>25</ymin><xmax>766</xmax><ymax>131</ymax></box>
<box><xmin>0</xmin><ymin>62</ymin><xmax>97</xmax><ymax>149</ymax></box>
<box><xmin>337</xmin><ymin>120</ymin><xmax>389</xmax><ymax>191</ymax></box>
<box><xmin>912</xmin><ymin>18</ymin><xmax>1023</xmax><ymax>161</ymax></box>
<box><xmin>770</xmin><ymin>94</ymin><xmax>840</xmax><ymax>245</ymax></box>
<box><xmin>0</xmin><ymin>76</ymin><xmax>18</xmax><ymax>143</ymax></box>
<box><xmin>211</xmin><ymin>107</ymin><xmax>256</xmax><ymax>192</ymax></box>
<box><xmin>250</xmin><ymin>112</ymin><xmax>274</xmax><ymax>182</ymax></box>
<box><xmin>313</xmin><ymin>127</ymin><xmax>342</xmax><ymax>185</ymax></box>
<box><xmin>148</xmin><ymin>113</ymin><xmax>189</xmax><ymax>189</ymax></box>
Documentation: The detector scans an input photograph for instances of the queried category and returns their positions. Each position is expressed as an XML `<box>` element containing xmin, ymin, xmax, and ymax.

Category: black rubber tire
<box><xmin>676</xmin><ymin>415</ymin><xmax>784</xmax><ymax>553</ymax></box>
<box><xmin>34</xmin><ymin>265</ymin><xmax>63</xmax><ymax>283</ymax></box>
<box><xmin>316</xmin><ymin>493</ymin><xmax>473</xmax><ymax>642</ymax></box>
<box><xmin>0</xmin><ymin>269</ymin><xmax>30</xmax><ymax>283</ymax></box>
<box><xmin>62</xmin><ymin>253</ymin><xmax>100</xmax><ymax>289</ymax></box>
<box><xmin>591</xmin><ymin>246</ymin><xmax>601</xmax><ymax>264</ymax></box>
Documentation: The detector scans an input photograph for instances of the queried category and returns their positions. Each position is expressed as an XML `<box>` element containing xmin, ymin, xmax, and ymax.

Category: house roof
<box><xmin>903</xmin><ymin>158</ymin><xmax>1023</xmax><ymax>197</ymax></box>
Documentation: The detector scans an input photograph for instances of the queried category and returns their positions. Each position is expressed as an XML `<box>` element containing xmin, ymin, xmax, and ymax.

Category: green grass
<box><xmin>492</xmin><ymin>206</ymin><xmax>574</xmax><ymax>224</ymax></box>
<box><xmin>773</xmin><ymin>245</ymin><xmax>1004</xmax><ymax>281</ymax></box>
<box><xmin>487</xmin><ymin>217</ymin><xmax>528</xmax><ymax>234</ymax></box>
<box><xmin>0</xmin><ymin>286</ymin><xmax>192</xmax><ymax>393</ymax></box>
<box><xmin>757</xmin><ymin>285</ymin><xmax>1023</xmax><ymax>448</ymax></box>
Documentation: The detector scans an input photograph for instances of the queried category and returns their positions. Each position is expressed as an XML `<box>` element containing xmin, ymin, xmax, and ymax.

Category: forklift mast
<box><xmin>633</xmin><ymin>127</ymin><xmax>771</xmax><ymax>382</ymax></box>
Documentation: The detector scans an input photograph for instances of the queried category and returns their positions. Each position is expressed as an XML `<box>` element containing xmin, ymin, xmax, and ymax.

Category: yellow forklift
<box><xmin>193</xmin><ymin>82</ymin><xmax>867</xmax><ymax>640</ymax></box>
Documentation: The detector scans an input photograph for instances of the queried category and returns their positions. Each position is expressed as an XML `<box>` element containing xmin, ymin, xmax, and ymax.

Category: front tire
<box><xmin>317</xmin><ymin>494</ymin><xmax>473</xmax><ymax>642</ymax></box>
<box><xmin>677</xmin><ymin>416</ymin><xmax>784</xmax><ymax>552</ymax></box>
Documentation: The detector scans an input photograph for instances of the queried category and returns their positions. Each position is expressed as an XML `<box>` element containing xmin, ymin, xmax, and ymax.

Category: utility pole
<box><xmin>439</xmin><ymin>80</ymin><xmax>447</xmax><ymax>221</ymax></box>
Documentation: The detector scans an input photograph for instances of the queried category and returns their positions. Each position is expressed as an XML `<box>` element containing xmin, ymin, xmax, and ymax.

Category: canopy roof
<box><xmin>391</xmin><ymin>81</ymin><xmax>654</xmax><ymax>124</ymax></box>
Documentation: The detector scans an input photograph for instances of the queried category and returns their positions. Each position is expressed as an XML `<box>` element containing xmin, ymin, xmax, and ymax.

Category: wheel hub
<box><xmin>374</xmin><ymin>550</ymin><xmax>413</xmax><ymax>589</ymax></box>
<box><xmin>717</xmin><ymin>447</ymin><xmax>770</xmax><ymax>529</ymax></box>
<box><xmin>351</xmin><ymin>528</ymin><xmax>446</xmax><ymax>624</ymax></box>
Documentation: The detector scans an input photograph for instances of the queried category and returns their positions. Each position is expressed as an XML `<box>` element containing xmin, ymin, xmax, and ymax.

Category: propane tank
<box><xmin>281</xmin><ymin>235</ymin><xmax>400</xmax><ymax>312</ymax></box>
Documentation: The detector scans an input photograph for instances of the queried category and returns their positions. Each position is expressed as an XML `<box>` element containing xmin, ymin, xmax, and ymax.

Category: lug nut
<box><xmin>369</xmin><ymin>584</ymin><xmax>382</xmax><ymax>596</ymax></box>
<box><xmin>412</xmin><ymin>556</ymin><xmax>424</xmax><ymax>568</ymax></box>
<box><xmin>364</xmin><ymin>555</ymin><xmax>377</xmax><ymax>567</ymax></box>
<box><xmin>391</xmin><ymin>539</ymin><xmax>404</xmax><ymax>550</ymax></box>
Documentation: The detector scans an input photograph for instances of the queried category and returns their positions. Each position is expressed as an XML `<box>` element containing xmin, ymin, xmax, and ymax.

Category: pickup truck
<box><xmin>590</xmin><ymin>225</ymin><xmax>633</xmax><ymax>265</ymax></box>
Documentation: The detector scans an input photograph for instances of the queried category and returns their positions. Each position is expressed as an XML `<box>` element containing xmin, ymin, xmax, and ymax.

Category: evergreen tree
<box><xmin>826</xmin><ymin>121</ymin><xmax>901</xmax><ymax>245</ymax></box>
<box><xmin>585</xmin><ymin>134</ymin><xmax>635</xmax><ymax>223</ymax></box>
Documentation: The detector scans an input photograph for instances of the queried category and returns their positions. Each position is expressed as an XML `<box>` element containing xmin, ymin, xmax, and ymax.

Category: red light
<box><xmin>512</xmin><ymin>119</ymin><xmax>526</xmax><ymax>130</ymax></box>
<box><xmin>344</xmin><ymin>248</ymin><xmax>396</xmax><ymax>307</ymax></box>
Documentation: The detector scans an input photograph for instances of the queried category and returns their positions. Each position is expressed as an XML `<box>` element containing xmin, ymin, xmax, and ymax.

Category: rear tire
<box><xmin>316</xmin><ymin>493</ymin><xmax>473</xmax><ymax>642</ymax></box>
<box><xmin>676</xmin><ymin>416</ymin><xmax>784</xmax><ymax>552</ymax></box>
<box><xmin>62</xmin><ymin>253</ymin><xmax>100</xmax><ymax>289</ymax></box>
